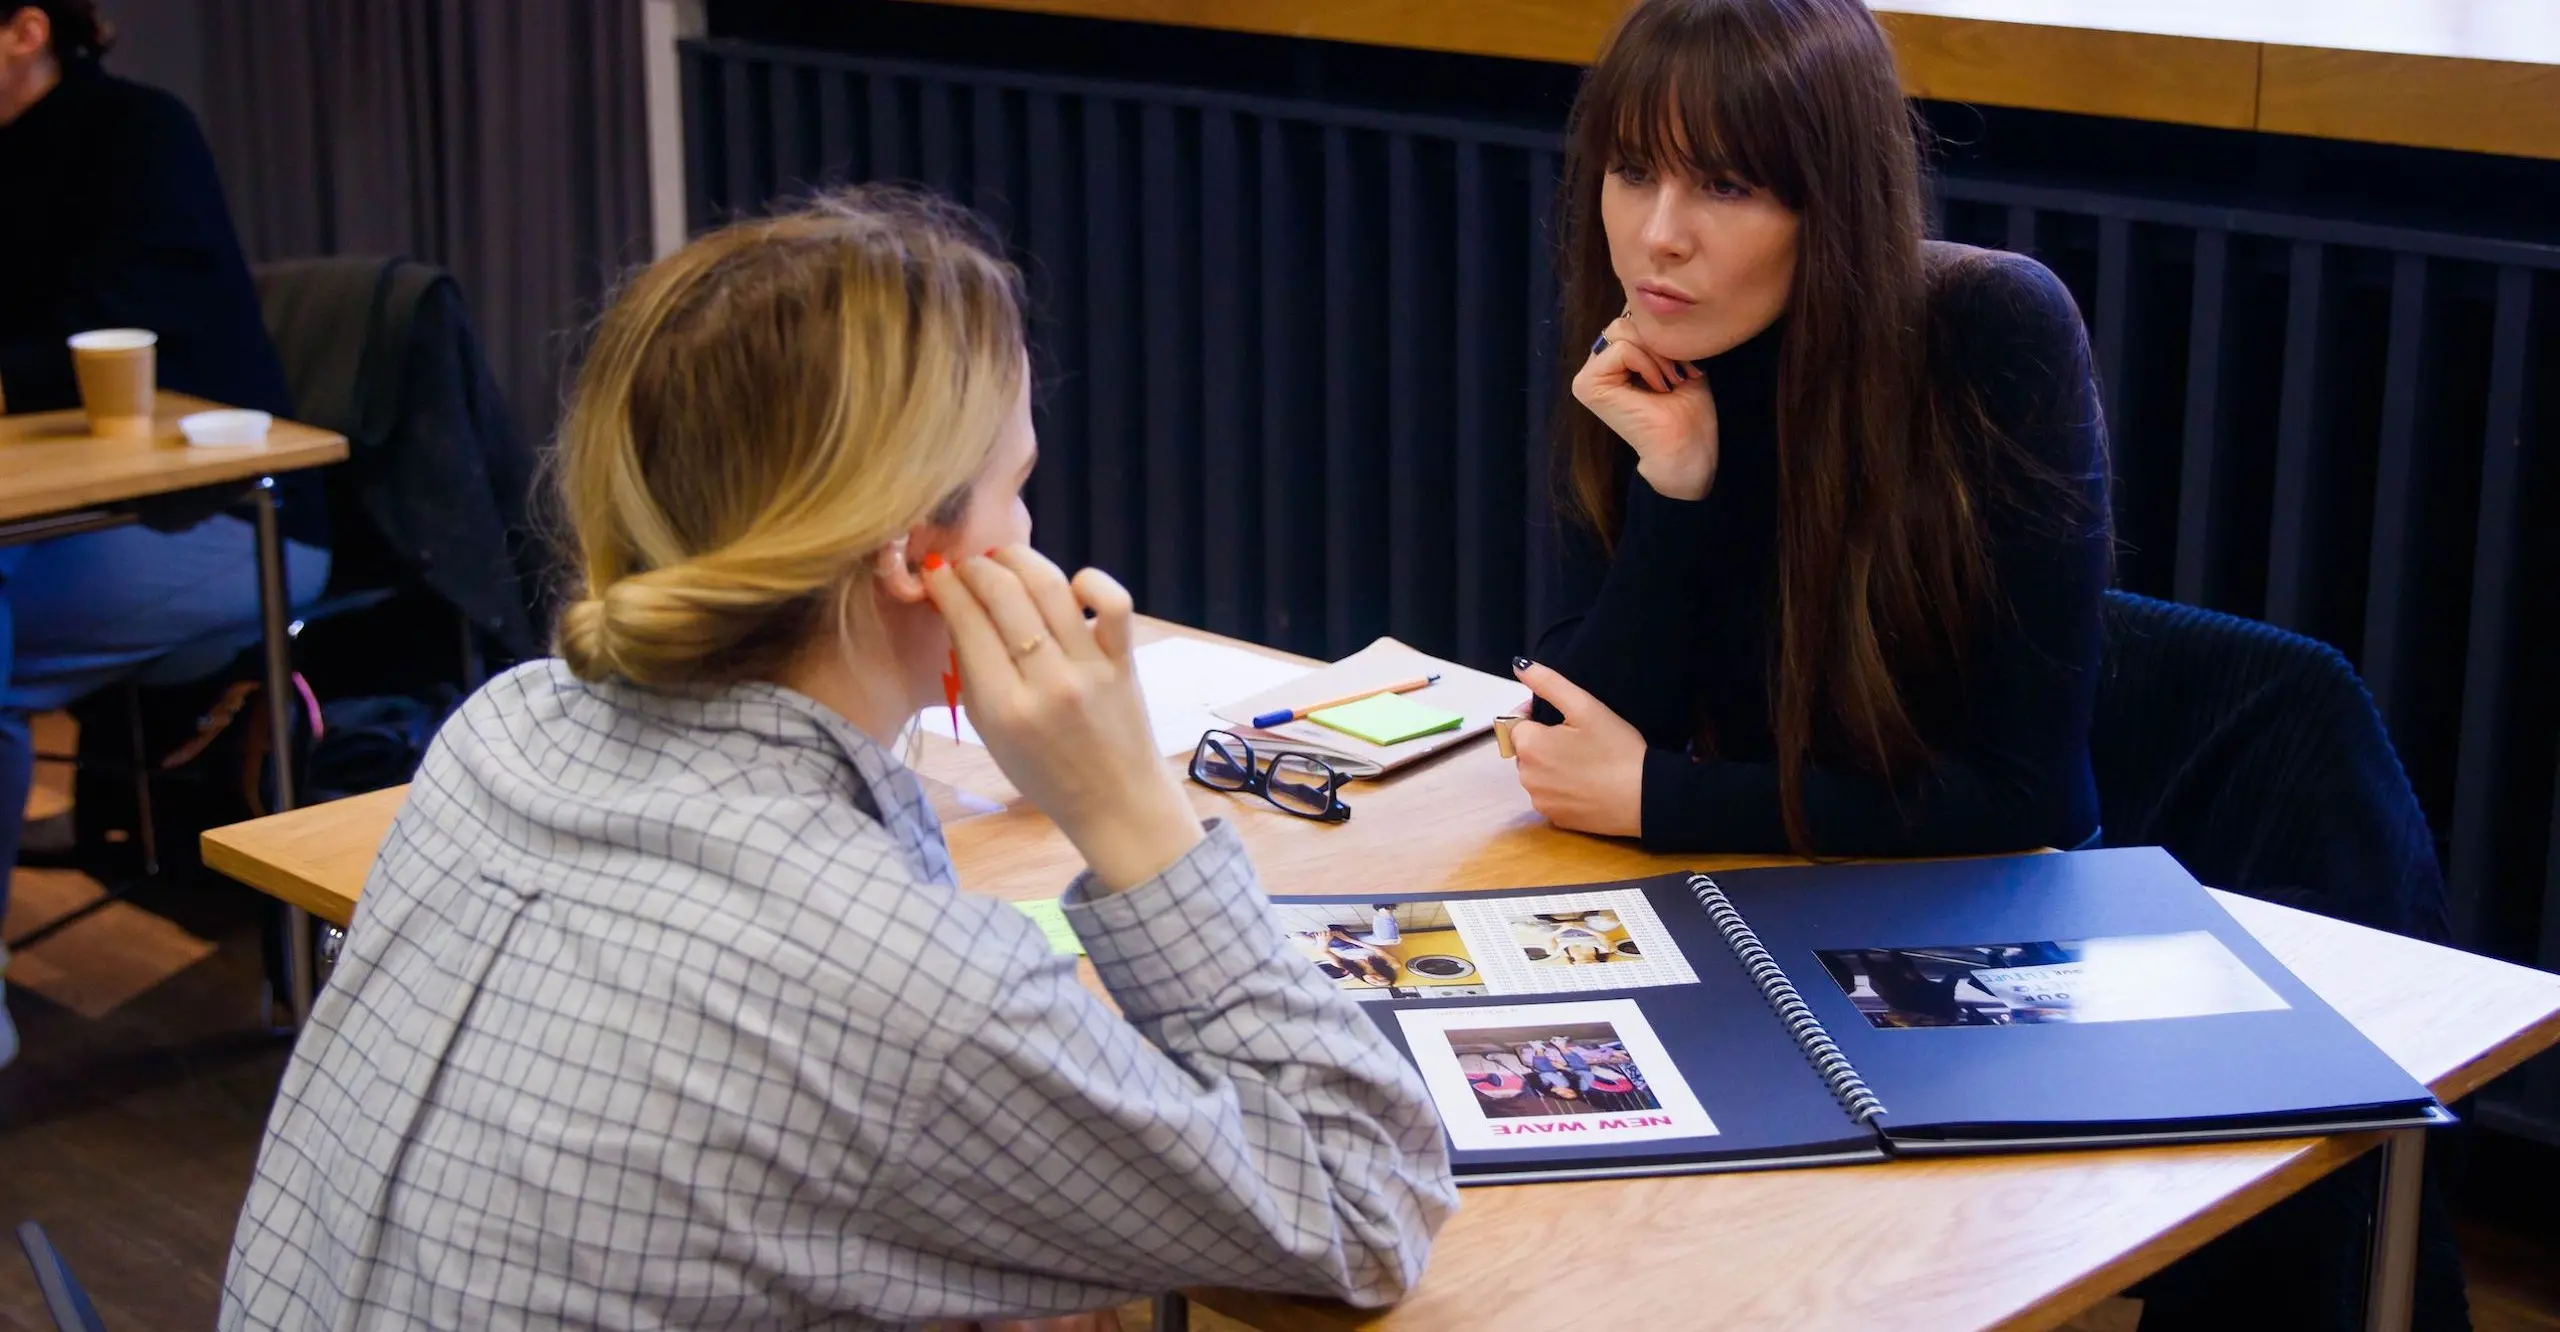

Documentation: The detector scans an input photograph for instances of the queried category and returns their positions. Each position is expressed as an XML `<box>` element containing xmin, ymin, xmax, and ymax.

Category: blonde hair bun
<box><xmin>552</xmin><ymin>187</ymin><xmax>1025</xmax><ymax>687</ymax></box>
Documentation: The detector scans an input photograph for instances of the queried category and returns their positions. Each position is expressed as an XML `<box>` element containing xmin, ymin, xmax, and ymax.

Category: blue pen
<box><xmin>1250</xmin><ymin>674</ymin><xmax>1441</xmax><ymax>729</ymax></box>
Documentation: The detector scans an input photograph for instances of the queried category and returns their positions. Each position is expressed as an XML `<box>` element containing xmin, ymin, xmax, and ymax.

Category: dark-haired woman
<box><xmin>1505</xmin><ymin>0</ymin><xmax>2109</xmax><ymax>860</ymax></box>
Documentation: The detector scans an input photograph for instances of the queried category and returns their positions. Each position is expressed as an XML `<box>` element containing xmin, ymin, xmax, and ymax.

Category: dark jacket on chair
<box><xmin>253</xmin><ymin>256</ymin><xmax>546</xmax><ymax>661</ymax></box>
<box><xmin>2092</xmin><ymin>591</ymin><xmax>2466</xmax><ymax>1332</ymax></box>
<box><xmin>2092</xmin><ymin>591</ymin><xmax>2451</xmax><ymax>941</ymax></box>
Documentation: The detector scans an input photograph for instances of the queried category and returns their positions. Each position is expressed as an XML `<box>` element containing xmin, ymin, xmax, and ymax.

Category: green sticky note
<box><xmin>1309</xmin><ymin>692</ymin><xmax>1464</xmax><ymax>746</ymax></box>
<box><xmin>1013</xmin><ymin>898</ymin><xmax>1085</xmax><ymax>956</ymax></box>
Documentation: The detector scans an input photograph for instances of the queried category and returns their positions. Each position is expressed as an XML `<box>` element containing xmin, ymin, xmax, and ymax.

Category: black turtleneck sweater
<box><xmin>1533</xmin><ymin>249</ymin><xmax>2109</xmax><ymax>857</ymax></box>
<box><xmin>0</xmin><ymin>61</ymin><xmax>325</xmax><ymax>547</ymax></box>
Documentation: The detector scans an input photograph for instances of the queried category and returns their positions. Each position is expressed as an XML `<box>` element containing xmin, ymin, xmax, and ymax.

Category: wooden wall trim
<box><xmin>896</xmin><ymin>0</ymin><xmax>2560</xmax><ymax>161</ymax></box>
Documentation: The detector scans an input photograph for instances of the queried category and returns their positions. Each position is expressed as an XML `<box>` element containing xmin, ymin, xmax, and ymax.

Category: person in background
<box><xmin>220</xmin><ymin>188</ymin><xmax>1453</xmax><ymax>1330</ymax></box>
<box><xmin>1505</xmin><ymin>0</ymin><xmax>2109</xmax><ymax>860</ymax></box>
<box><xmin>0</xmin><ymin>0</ymin><xmax>330</xmax><ymax>1069</ymax></box>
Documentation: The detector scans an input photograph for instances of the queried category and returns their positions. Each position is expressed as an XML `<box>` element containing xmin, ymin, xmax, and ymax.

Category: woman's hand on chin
<box><xmin>1505</xmin><ymin>659</ymin><xmax>1646</xmax><ymax>839</ymax></box>
<box><xmin>924</xmin><ymin>546</ymin><xmax>1202</xmax><ymax>892</ymax></box>
<box><xmin>1572</xmin><ymin>314</ymin><xmax>1720</xmax><ymax>501</ymax></box>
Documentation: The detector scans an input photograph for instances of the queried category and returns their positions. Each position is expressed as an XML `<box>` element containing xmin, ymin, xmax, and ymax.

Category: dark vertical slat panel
<box><xmin>2546</xmin><ymin>743</ymin><xmax>2560</xmax><ymax>973</ymax></box>
<box><xmin>2173</xmin><ymin>229</ymin><xmax>2230</xmax><ymax>607</ymax></box>
<box><xmin>971</xmin><ymin>85</ymin><xmax>1011</xmax><ymax>232</ymax></box>
<box><xmin>768</xmin><ymin>62</ymin><xmax>804</xmax><ymax>192</ymax></box>
<box><xmin>1522</xmin><ymin>148</ymin><xmax>1560</xmax><ymax>638</ymax></box>
<box><xmin>815</xmin><ymin>70</ymin><xmax>852</xmax><ymax>184</ymax></box>
<box><xmin>917</xmin><ymin>79</ymin><xmax>959</xmax><ymax>194</ymax></box>
<box><xmin>2091</xmin><ymin>216</ymin><xmax>2131</xmax><ymax>456</ymax></box>
<box><xmin>1138</xmin><ymin>102</ymin><xmax>1198</xmax><ymax>621</ymax></box>
<box><xmin>1259</xmin><ymin>118</ymin><xmax>1313</xmax><ymax>653</ymax></box>
<box><xmin>2263</xmin><ymin>240</ymin><xmax>2327</xmax><ymax>630</ymax></box>
<box><xmin>1321</xmin><ymin>125</ymin><xmax>1361</xmax><ymax>654</ymax></box>
<box><xmin>1197</xmin><ymin>109</ymin><xmax>1253</xmax><ymax>637</ymax></box>
<box><xmin>2361</xmin><ymin>252</ymin><xmax>2431</xmax><ymax>723</ymax></box>
<box><xmin>680</xmin><ymin>46</ymin><xmax>715</xmax><ymax>229</ymax></box>
<box><xmin>2447</xmin><ymin>265</ymin><xmax>2535</xmax><ymax>946</ymax></box>
<box><xmin>1452</xmin><ymin>140</ymin><xmax>1491</xmax><ymax>664</ymax></box>
<box><xmin>1082</xmin><ymin>98</ymin><xmax>1139</xmax><ymax>580</ymax></box>
<box><xmin>2005</xmin><ymin>205</ymin><xmax>2037</xmax><ymax>256</ymax></box>
<box><xmin>866</xmin><ymin>74</ymin><xmax>904</xmax><ymax>181</ymax></box>
<box><xmin>1385</xmin><ymin>133</ymin><xmax>1424</xmax><ymax>639</ymax></box>
<box><xmin>2545</xmin><ymin>729</ymin><xmax>2560</xmax><ymax>975</ymax></box>
<box><xmin>721</xmin><ymin>57</ymin><xmax>757</xmax><ymax>209</ymax></box>
<box><xmin>1023</xmin><ymin>91</ymin><xmax>1086</xmax><ymax>570</ymax></box>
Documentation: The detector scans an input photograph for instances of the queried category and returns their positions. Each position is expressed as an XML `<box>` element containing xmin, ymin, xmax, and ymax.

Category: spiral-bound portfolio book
<box><xmin>1268</xmin><ymin>847</ymin><xmax>2445</xmax><ymax>1184</ymax></box>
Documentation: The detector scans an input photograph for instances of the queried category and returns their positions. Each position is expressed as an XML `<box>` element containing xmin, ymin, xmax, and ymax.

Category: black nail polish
<box><xmin>1512</xmin><ymin>656</ymin><xmax>1534</xmax><ymax>672</ymax></box>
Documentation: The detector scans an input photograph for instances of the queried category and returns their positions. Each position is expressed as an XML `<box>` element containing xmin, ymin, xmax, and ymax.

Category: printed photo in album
<box><xmin>1394</xmin><ymin>999</ymin><xmax>1719</xmax><ymax>1154</ymax></box>
<box><xmin>1815</xmin><ymin>930</ymin><xmax>2292</xmax><ymax>1029</ymax></box>
<box><xmin>1271</xmin><ymin>889</ymin><xmax>1697</xmax><ymax>1002</ymax></box>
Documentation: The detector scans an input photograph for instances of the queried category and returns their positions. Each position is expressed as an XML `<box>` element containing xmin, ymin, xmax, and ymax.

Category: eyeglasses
<box><xmin>1188</xmin><ymin>730</ymin><xmax>1352</xmax><ymax>822</ymax></box>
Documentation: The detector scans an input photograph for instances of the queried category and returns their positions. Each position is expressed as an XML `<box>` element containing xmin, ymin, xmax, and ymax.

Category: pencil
<box><xmin>1250</xmin><ymin>674</ymin><xmax>1440</xmax><ymax>729</ymax></box>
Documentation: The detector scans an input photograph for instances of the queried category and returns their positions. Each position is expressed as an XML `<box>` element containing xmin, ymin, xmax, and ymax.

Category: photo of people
<box><xmin>1271</xmin><ymin>901</ymin><xmax>1482</xmax><ymax>1001</ymax></box>
<box><xmin>1441</xmin><ymin>888</ymin><xmax>1700</xmax><ymax>995</ymax></box>
<box><xmin>1446</xmin><ymin>1021</ymin><xmax>1659</xmax><ymax>1118</ymax></box>
<box><xmin>1395</xmin><ymin>999</ymin><xmax>1718</xmax><ymax>1152</ymax></box>
<box><xmin>1818</xmin><ymin>930</ymin><xmax>2290</xmax><ymax>1028</ymax></box>
<box><xmin>1508</xmin><ymin>906</ymin><xmax>1644</xmax><ymax>967</ymax></box>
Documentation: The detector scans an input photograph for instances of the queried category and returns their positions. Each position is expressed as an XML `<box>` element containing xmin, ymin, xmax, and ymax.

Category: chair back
<box><xmin>251</xmin><ymin>257</ymin><xmax>542</xmax><ymax>662</ymax></box>
<box><xmin>2091</xmin><ymin>591</ymin><xmax>2451</xmax><ymax>942</ymax></box>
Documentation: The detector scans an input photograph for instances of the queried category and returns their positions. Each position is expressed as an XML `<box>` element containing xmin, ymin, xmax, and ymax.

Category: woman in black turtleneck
<box><xmin>1506</xmin><ymin>0</ymin><xmax>2109</xmax><ymax>859</ymax></box>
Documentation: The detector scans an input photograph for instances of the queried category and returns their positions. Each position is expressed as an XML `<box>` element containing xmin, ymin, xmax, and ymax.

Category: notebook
<box><xmin>1215</xmin><ymin>638</ymin><xmax>1524</xmax><ymax>775</ymax></box>
<box><xmin>1268</xmin><ymin>848</ymin><xmax>2444</xmax><ymax>1184</ymax></box>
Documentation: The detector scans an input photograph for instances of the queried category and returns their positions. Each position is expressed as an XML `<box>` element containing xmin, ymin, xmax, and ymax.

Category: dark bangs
<box><xmin>1569</xmin><ymin>0</ymin><xmax>1807</xmax><ymax>207</ymax></box>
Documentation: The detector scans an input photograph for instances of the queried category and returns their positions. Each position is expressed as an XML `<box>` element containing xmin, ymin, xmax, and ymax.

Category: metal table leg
<box><xmin>250</xmin><ymin>480</ymin><xmax>315</xmax><ymax>1027</ymax></box>
<box><xmin>2363</xmin><ymin>1127</ymin><xmax>2425</xmax><ymax>1332</ymax></box>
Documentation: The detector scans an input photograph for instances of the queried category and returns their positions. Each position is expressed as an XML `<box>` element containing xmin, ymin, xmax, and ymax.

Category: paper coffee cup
<box><xmin>68</xmin><ymin>329</ymin><xmax>158</xmax><ymax>438</ymax></box>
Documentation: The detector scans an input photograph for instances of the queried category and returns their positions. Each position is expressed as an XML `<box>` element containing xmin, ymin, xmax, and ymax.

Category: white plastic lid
<box><xmin>178</xmin><ymin>409</ymin><xmax>273</xmax><ymax>447</ymax></box>
<box><xmin>67</xmin><ymin>329</ymin><xmax>158</xmax><ymax>351</ymax></box>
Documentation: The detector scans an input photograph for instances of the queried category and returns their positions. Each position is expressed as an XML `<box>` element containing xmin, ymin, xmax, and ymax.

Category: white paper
<box><xmin>1396</xmin><ymin>999</ymin><xmax>1718</xmax><ymax>1153</ymax></box>
<box><xmin>913</xmin><ymin>636</ymin><xmax>1310</xmax><ymax>756</ymax></box>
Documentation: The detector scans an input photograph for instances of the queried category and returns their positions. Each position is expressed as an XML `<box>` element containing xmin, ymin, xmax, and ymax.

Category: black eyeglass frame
<box><xmin>1187</xmin><ymin>729</ymin><xmax>1353</xmax><ymax>822</ymax></box>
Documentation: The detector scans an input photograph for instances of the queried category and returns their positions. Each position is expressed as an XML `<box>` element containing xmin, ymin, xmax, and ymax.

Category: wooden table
<box><xmin>5</xmin><ymin>392</ymin><xmax>349</xmax><ymax>1022</ymax></box>
<box><xmin>200</xmin><ymin>618</ymin><xmax>2560</xmax><ymax>1331</ymax></box>
<box><xmin>0</xmin><ymin>392</ymin><xmax>346</xmax><ymax>528</ymax></box>
<box><xmin>915</xmin><ymin>0</ymin><xmax>2560</xmax><ymax>161</ymax></box>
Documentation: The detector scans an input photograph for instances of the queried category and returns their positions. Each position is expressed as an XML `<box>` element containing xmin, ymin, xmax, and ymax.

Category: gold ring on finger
<box><xmin>1011</xmin><ymin>634</ymin><xmax>1050</xmax><ymax>659</ymax></box>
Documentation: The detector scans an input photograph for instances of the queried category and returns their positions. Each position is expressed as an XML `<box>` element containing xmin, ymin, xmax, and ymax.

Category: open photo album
<box><xmin>1269</xmin><ymin>848</ymin><xmax>2445</xmax><ymax>1184</ymax></box>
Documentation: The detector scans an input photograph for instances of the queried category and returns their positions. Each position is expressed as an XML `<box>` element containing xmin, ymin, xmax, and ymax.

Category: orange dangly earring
<box><xmin>941</xmin><ymin>649</ymin><xmax>962</xmax><ymax>739</ymax></box>
<box><xmin>917</xmin><ymin>552</ymin><xmax>961</xmax><ymax>737</ymax></box>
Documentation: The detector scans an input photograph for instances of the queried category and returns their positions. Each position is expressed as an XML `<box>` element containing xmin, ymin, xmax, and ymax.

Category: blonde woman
<box><xmin>219</xmin><ymin>189</ymin><xmax>1453</xmax><ymax>1331</ymax></box>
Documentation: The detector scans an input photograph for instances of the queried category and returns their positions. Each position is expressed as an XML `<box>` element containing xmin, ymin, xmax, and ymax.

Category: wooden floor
<box><xmin>4</xmin><ymin>729</ymin><xmax>2557</xmax><ymax>1328</ymax></box>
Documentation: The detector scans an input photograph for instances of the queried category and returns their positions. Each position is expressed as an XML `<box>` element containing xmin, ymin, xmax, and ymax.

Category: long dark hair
<box><xmin>32</xmin><ymin>1</ymin><xmax>116</xmax><ymax>63</ymax></box>
<box><xmin>1556</xmin><ymin>0</ymin><xmax>2041</xmax><ymax>853</ymax></box>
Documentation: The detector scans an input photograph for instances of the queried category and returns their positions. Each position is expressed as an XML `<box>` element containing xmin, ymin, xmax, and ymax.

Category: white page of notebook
<box><xmin>913</xmin><ymin>635</ymin><xmax>1311</xmax><ymax>756</ymax></box>
<box><xmin>1212</xmin><ymin>637</ymin><xmax>1529</xmax><ymax>774</ymax></box>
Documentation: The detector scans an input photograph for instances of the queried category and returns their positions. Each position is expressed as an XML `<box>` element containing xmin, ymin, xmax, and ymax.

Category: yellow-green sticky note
<box><xmin>1309</xmin><ymin>692</ymin><xmax>1464</xmax><ymax>746</ymax></box>
<box><xmin>1013</xmin><ymin>898</ymin><xmax>1085</xmax><ymax>956</ymax></box>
